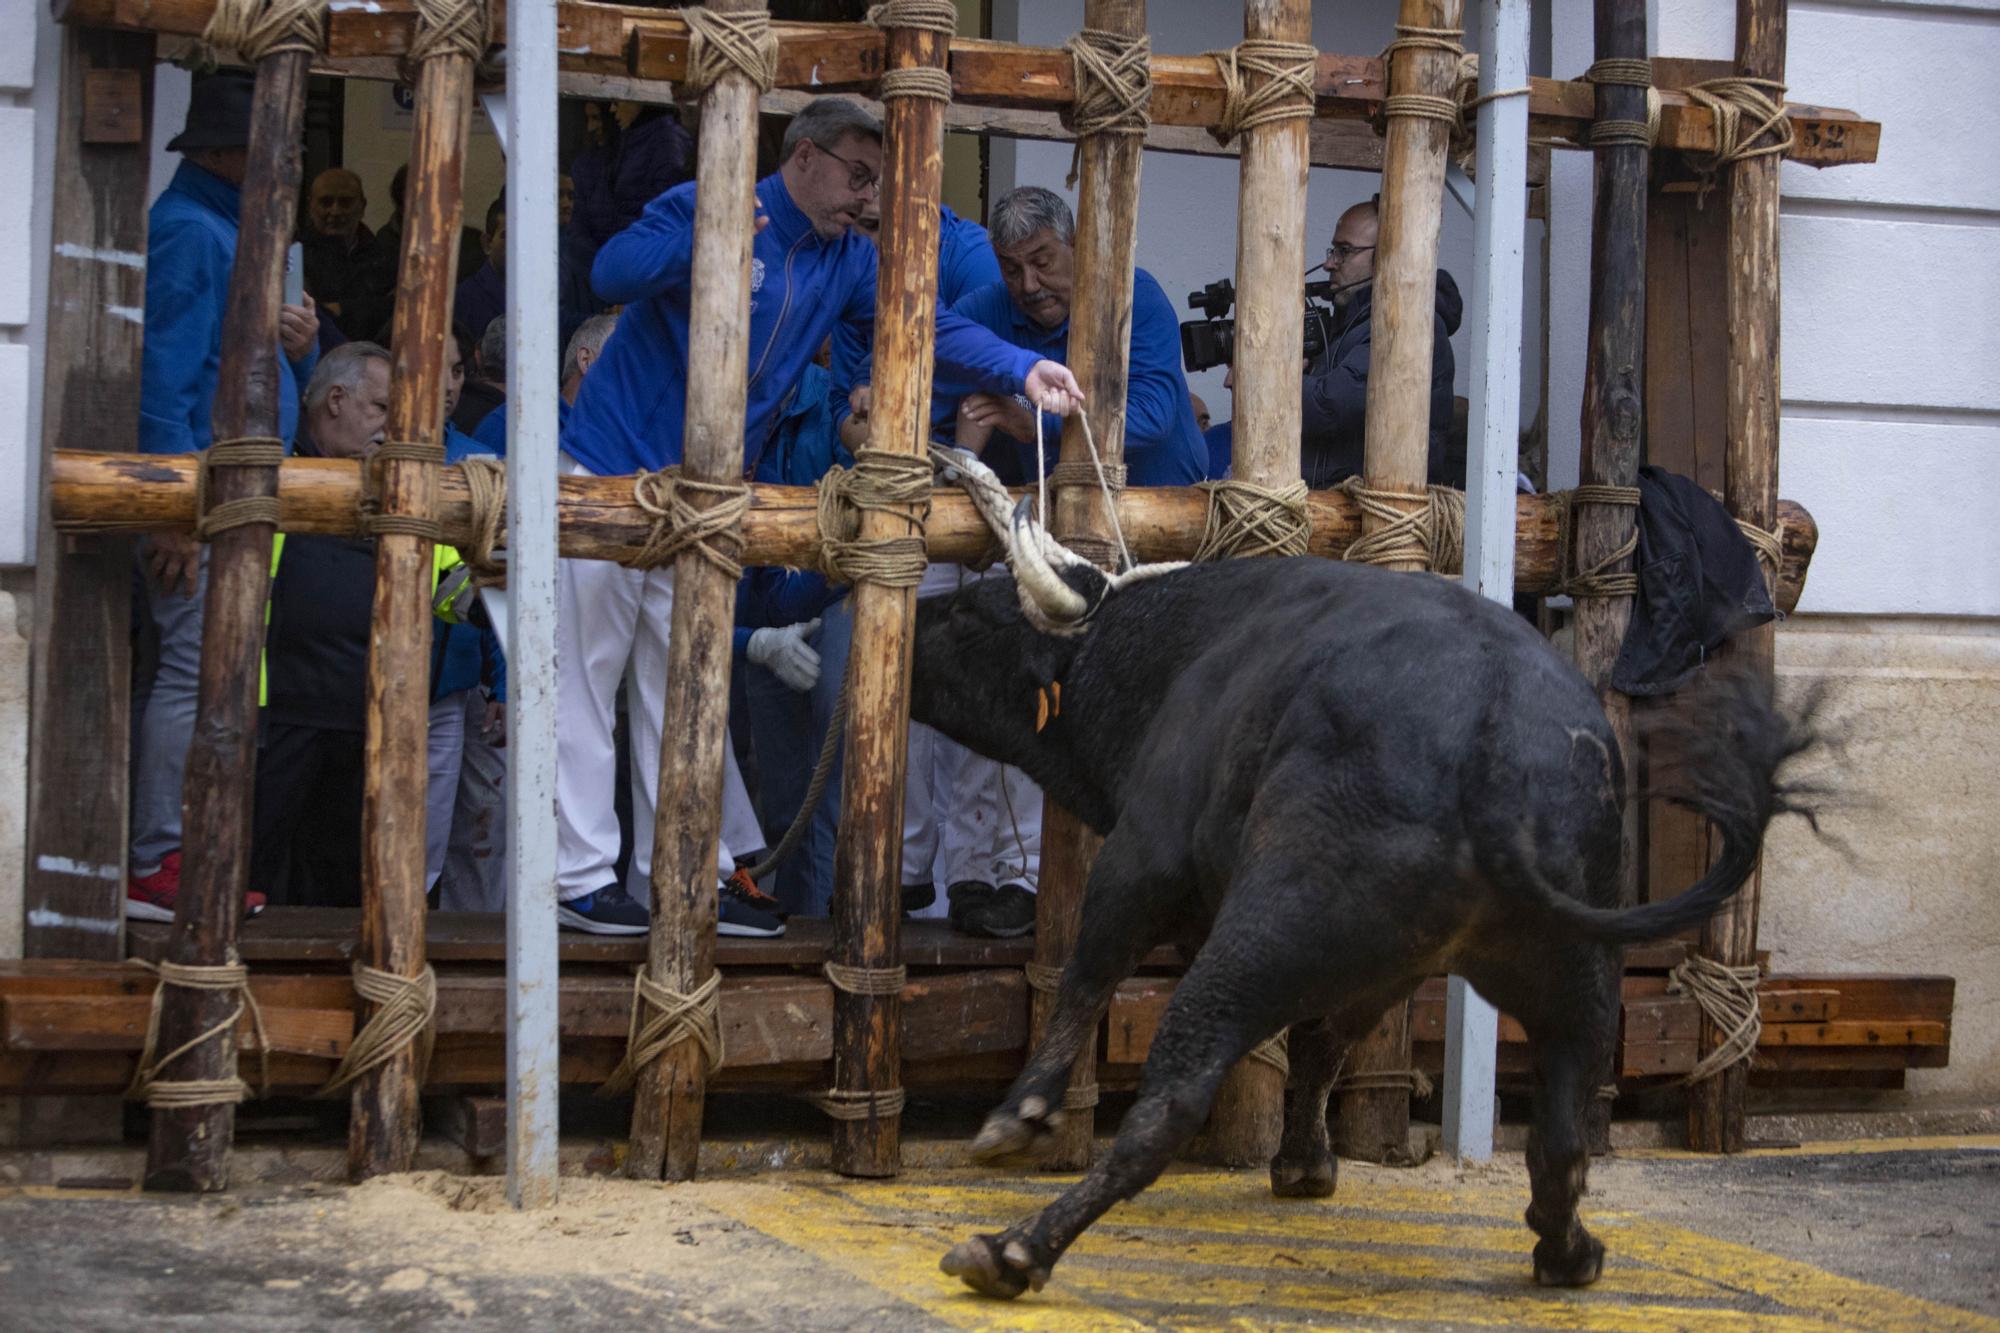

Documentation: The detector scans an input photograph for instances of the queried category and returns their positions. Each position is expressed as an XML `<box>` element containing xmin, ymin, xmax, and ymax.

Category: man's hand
<box><xmin>953</xmin><ymin>395</ymin><xmax>997</xmax><ymax>456</ymax></box>
<box><xmin>144</xmin><ymin>530</ymin><xmax>202</xmax><ymax>599</ymax></box>
<box><xmin>848</xmin><ymin>383</ymin><xmax>872</xmax><ymax>420</ymax></box>
<box><xmin>746</xmin><ymin>618</ymin><xmax>823</xmax><ymax>693</ymax></box>
<box><xmin>279</xmin><ymin>292</ymin><xmax>317</xmax><ymax>362</ymax></box>
<box><xmin>483</xmin><ymin>698</ymin><xmax>507</xmax><ymax>748</ymax></box>
<box><xmin>959</xmin><ymin>392</ymin><xmax>1035</xmax><ymax>445</ymax></box>
<box><xmin>1024</xmin><ymin>360</ymin><xmax>1085</xmax><ymax>416</ymax></box>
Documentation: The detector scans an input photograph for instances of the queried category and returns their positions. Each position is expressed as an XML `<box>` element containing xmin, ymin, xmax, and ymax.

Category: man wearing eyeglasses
<box><xmin>1303</xmin><ymin>196</ymin><xmax>1465</xmax><ymax>489</ymax></box>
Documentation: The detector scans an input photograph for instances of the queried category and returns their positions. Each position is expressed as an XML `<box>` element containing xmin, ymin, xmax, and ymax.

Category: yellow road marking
<box><xmin>1624</xmin><ymin>1134</ymin><xmax>2000</xmax><ymax>1161</ymax></box>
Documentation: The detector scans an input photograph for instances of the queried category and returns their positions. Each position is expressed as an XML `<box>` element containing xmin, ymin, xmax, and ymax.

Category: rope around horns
<box><xmin>1203</xmin><ymin>39</ymin><xmax>1317</xmax><ymax>144</ymax></box>
<box><xmin>124</xmin><ymin>958</ymin><xmax>271</xmax><ymax>1109</ymax></box>
<box><xmin>680</xmin><ymin>5</ymin><xmax>779</xmax><ymax>96</ymax></box>
<box><xmin>317</xmin><ymin>963</ymin><xmax>437</xmax><ymax>1096</ymax></box>
<box><xmin>598</xmin><ymin>968</ymin><xmax>723</xmax><ymax>1096</ymax></box>
<box><xmin>1669</xmin><ymin>954</ymin><xmax>1763</xmax><ymax>1085</ymax></box>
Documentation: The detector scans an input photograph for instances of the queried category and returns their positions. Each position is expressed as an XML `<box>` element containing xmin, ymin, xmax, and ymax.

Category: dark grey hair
<box><xmin>779</xmin><ymin>96</ymin><xmax>883</xmax><ymax>163</ymax></box>
<box><xmin>304</xmin><ymin>340</ymin><xmax>390</xmax><ymax>415</ymax></box>
<box><xmin>562</xmin><ymin>312</ymin><xmax>618</xmax><ymax>384</ymax></box>
<box><xmin>989</xmin><ymin>186</ymin><xmax>1075</xmax><ymax>252</ymax></box>
<box><xmin>478</xmin><ymin>316</ymin><xmax>508</xmax><ymax>380</ymax></box>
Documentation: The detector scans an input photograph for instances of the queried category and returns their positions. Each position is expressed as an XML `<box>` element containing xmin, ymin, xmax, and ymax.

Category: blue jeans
<box><xmin>742</xmin><ymin>654</ymin><xmax>816</xmax><ymax>913</ymax></box>
<box><xmin>130</xmin><ymin>544</ymin><xmax>208</xmax><ymax>872</ymax></box>
<box><xmin>797</xmin><ymin>596</ymin><xmax>855</xmax><ymax>918</ymax></box>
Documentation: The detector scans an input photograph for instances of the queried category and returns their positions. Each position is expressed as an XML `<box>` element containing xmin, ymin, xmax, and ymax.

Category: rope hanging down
<box><xmin>869</xmin><ymin>0</ymin><xmax>957</xmax><ymax>101</ymax></box>
<box><xmin>198</xmin><ymin>0</ymin><xmax>326</xmax><ymax>65</ymax></box>
<box><xmin>1583</xmin><ymin>57</ymin><xmax>1659</xmax><ymax>149</ymax></box>
<box><xmin>1193</xmin><ymin>479</ymin><xmax>1311</xmax><ymax>562</ymax></box>
<box><xmin>195</xmin><ymin>437</ymin><xmax>285</xmax><ymax>539</ymax></box>
<box><xmin>1669</xmin><ymin>954</ymin><xmax>1762</xmax><ymax>1085</ymax></box>
<box><xmin>1061</xmin><ymin>27</ymin><xmax>1151</xmax><ymax>187</ymax></box>
<box><xmin>598</xmin><ymin>968</ymin><xmax>723</xmax><ymax>1095</ymax></box>
<box><xmin>1337</xmin><ymin>478</ymin><xmax>1466</xmax><ymax>574</ymax></box>
<box><xmin>814</xmin><ymin>448</ymin><xmax>932</xmax><ymax>588</ymax></box>
<box><xmin>318</xmin><ymin>963</ymin><xmax>437</xmax><ymax>1095</ymax></box>
<box><xmin>125</xmin><ymin>959</ymin><xmax>271</xmax><ymax>1109</ymax></box>
<box><xmin>1554</xmin><ymin>483</ymin><xmax>1640</xmax><ymax>598</ymax></box>
<box><xmin>627</xmin><ymin>468</ymin><xmax>753</xmax><ymax>577</ymax></box>
<box><xmin>360</xmin><ymin>440</ymin><xmax>447</xmax><ymax>541</ymax></box>
<box><xmin>680</xmin><ymin>5</ymin><xmax>779</xmax><ymax>96</ymax></box>
<box><xmin>1204</xmin><ymin>39</ymin><xmax>1317</xmax><ymax>144</ymax></box>
<box><xmin>456</xmin><ymin>454</ymin><xmax>508</xmax><ymax>587</ymax></box>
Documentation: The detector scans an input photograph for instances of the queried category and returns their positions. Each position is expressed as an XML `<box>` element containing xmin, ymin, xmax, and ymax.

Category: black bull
<box><xmin>907</xmin><ymin>527</ymin><xmax>1812</xmax><ymax>1300</ymax></box>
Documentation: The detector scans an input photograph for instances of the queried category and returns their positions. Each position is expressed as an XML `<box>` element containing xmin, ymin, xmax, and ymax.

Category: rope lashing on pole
<box><xmin>806</xmin><ymin>1086</ymin><xmax>908</xmax><ymax>1120</ymax></box>
<box><xmin>1249</xmin><ymin>1032</ymin><xmax>1291</xmax><ymax>1080</ymax></box>
<box><xmin>1337</xmin><ymin>478</ymin><xmax>1467</xmax><ymax>573</ymax></box>
<box><xmin>194</xmin><ymin>438</ymin><xmax>286</xmax><ymax>539</ymax></box>
<box><xmin>403</xmin><ymin>0</ymin><xmax>491</xmax><ymax>82</ymax></box>
<box><xmin>318</xmin><ymin>962</ymin><xmax>437</xmax><ymax>1095</ymax></box>
<box><xmin>1447</xmin><ymin>53</ymin><xmax>1532</xmax><ymax>167</ymax></box>
<box><xmin>626</xmin><ymin>468</ymin><xmax>753</xmax><ymax>577</ymax></box>
<box><xmin>456</xmin><ymin>454</ymin><xmax>508</xmax><ymax>587</ymax></box>
<box><xmin>1061</xmin><ymin>27</ymin><xmax>1151</xmax><ymax>187</ymax></box>
<box><xmin>1554</xmin><ymin>483</ymin><xmax>1641</xmax><ymax>598</ymax></box>
<box><xmin>1583</xmin><ymin>56</ymin><xmax>1661</xmax><ymax>149</ymax></box>
<box><xmin>813</xmin><ymin>448</ymin><xmax>932</xmax><ymax>588</ymax></box>
<box><xmin>1192</xmin><ymin>479</ymin><xmax>1312</xmax><ymax>562</ymax></box>
<box><xmin>823</xmin><ymin>961</ymin><xmax>908</xmax><ymax>996</ymax></box>
<box><xmin>679</xmin><ymin>5</ymin><xmax>779</xmax><ymax>95</ymax></box>
<box><xmin>598</xmin><ymin>969</ymin><xmax>724</xmax><ymax>1096</ymax></box>
<box><xmin>195</xmin><ymin>0</ymin><xmax>326</xmax><ymax>65</ymax></box>
<box><xmin>1333</xmin><ymin>1067</ymin><xmax>1435</xmax><ymax>1098</ymax></box>
<box><xmin>1737</xmin><ymin>517</ymin><xmax>1785</xmax><ymax>596</ymax></box>
<box><xmin>124</xmin><ymin>958</ymin><xmax>271</xmax><ymax>1108</ymax></box>
<box><xmin>359</xmin><ymin>440</ymin><xmax>448</xmax><ymax>541</ymax></box>
<box><xmin>1669</xmin><ymin>954</ymin><xmax>1764</xmax><ymax>1086</ymax></box>
<box><xmin>868</xmin><ymin>0</ymin><xmax>957</xmax><ymax>102</ymax></box>
<box><xmin>1377</xmin><ymin>25</ymin><xmax>1463</xmax><ymax>135</ymax></box>
<box><xmin>1203</xmin><ymin>38</ymin><xmax>1317</xmax><ymax>144</ymax></box>
<box><xmin>1020</xmin><ymin>964</ymin><xmax>1098</xmax><ymax>1108</ymax></box>
<box><xmin>1683</xmin><ymin>76</ymin><xmax>1794</xmax><ymax>174</ymax></box>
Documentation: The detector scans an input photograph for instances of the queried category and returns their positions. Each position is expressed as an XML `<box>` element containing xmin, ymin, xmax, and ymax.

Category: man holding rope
<box><xmin>552</xmin><ymin>97</ymin><xmax>1085</xmax><ymax>936</ymax></box>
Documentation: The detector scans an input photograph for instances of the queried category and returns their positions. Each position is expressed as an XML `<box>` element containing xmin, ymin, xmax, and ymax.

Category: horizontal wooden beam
<box><xmin>57</xmin><ymin>0</ymin><xmax>1878</xmax><ymax>167</ymax></box>
<box><xmin>48</xmin><ymin>450</ymin><xmax>1820</xmax><ymax>612</ymax></box>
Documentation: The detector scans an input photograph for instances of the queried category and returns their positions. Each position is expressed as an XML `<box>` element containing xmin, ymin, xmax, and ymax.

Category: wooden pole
<box><xmin>1195</xmin><ymin>0</ymin><xmax>1312</xmax><ymax>1169</ymax></box>
<box><xmin>623</xmin><ymin>0</ymin><xmax>762</xmax><ymax>1184</ymax></box>
<box><xmin>1689</xmin><ymin>0</ymin><xmax>1785</xmax><ymax>1156</ymax></box>
<box><xmin>1029</xmin><ymin>0</ymin><xmax>1148</xmax><ymax>1173</ymax></box>
<box><xmin>1337</xmin><ymin>0</ymin><xmax>1464</xmax><ymax>1164</ymax></box>
<box><xmin>144</xmin><ymin>45</ymin><xmax>314</xmax><ymax>1194</ymax></box>
<box><xmin>827</xmin><ymin>6</ymin><xmax>952</xmax><ymax>1179</ymax></box>
<box><xmin>350</xmin><ymin>36</ymin><xmax>476</xmax><ymax>1181</ymax></box>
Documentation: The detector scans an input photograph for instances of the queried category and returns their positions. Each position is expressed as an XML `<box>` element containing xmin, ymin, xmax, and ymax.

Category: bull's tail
<box><xmin>1518</xmin><ymin>668</ymin><xmax>1823</xmax><ymax>946</ymax></box>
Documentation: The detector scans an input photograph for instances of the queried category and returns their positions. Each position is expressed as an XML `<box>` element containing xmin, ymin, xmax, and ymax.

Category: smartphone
<box><xmin>284</xmin><ymin>241</ymin><xmax>305</xmax><ymax>307</ymax></box>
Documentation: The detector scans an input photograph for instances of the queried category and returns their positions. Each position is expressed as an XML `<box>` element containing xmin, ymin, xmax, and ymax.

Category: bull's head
<box><xmin>935</xmin><ymin>447</ymin><xmax>1182</xmax><ymax>635</ymax></box>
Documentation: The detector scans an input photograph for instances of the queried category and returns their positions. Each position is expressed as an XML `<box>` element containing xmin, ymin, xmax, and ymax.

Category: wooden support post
<box><xmin>1191</xmin><ymin>0</ymin><xmax>1313</xmax><ymax>1169</ymax></box>
<box><xmin>350</xmin><ymin>35</ymin><xmax>475</xmax><ymax>1181</ymax></box>
<box><xmin>1689</xmin><ymin>0</ymin><xmax>1785</xmax><ymax>1156</ymax></box>
<box><xmin>1573</xmin><ymin>0</ymin><xmax>1650</xmax><ymax>1159</ymax></box>
<box><xmin>23</xmin><ymin>29</ymin><xmax>154</xmax><ymax>965</ymax></box>
<box><xmin>827</xmin><ymin>6</ymin><xmax>953</xmax><ymax>1180</ymax></box>
<box><xmin>1338</xmin><ymin>0</ymin><xmax>1464</xmax><ymax>1165</ymax></box>
<box><xmin>623</xmin><ymin>0</ymin><xmax>762</xmax><ymax>1185</ymax></box>
<box><xmin>1029</xmin><ymin>0</ymin><xmax>1149</xmax><ymax>1172</ymax></box>
<box><xmin>144</xmin><ymin>45</ymin><xmax>314</xmax><ymax>1194</ymax></box>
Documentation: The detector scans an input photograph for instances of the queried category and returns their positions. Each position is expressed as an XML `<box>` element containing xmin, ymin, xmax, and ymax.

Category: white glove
<box><xmin>747</xmin><ymin>619</ymin><xmax>822</xmax><ymax>692</ymax></box>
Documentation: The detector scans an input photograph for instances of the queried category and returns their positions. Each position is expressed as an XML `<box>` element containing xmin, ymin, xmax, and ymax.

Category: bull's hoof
<box><xmin>1532</xmin><ymin>1231</ymin><xmax>1606</xmax><ymax>1287</ymax></box>
<box><xmin>940</xmin><ymin>1233</ymin><xmax>1049</xmax><ymax>1299</ymax></box>
<box><xmin>1269</xmin><ymin>1154</ymin><xmax>1337</xmax><ymax>1199</ymax></box>
<box><xmin>969</xmin><ymin>1094</ymin><xmax>1065</xmax><ymax>1165</ymax></box>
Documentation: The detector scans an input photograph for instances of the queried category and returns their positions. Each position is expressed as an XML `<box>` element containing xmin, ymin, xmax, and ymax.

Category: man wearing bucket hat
<box><xmin>128</xmin><ymin>69</ymin><xmax>321</xmax><ymax>925</ymax></box>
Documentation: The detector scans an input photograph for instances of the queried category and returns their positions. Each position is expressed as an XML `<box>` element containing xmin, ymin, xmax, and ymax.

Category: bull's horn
<box><xmin>1010</xmin><ymin>498</ymin><xmax>1091</xmax><ymax>625</ymax></box>
<box><xmin>931</xmin><ymin>445</ymin><xmax>1018</xmax><ymax>552</ymax></box>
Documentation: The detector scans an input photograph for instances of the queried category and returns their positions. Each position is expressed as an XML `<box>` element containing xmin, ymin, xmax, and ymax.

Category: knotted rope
<box><xmin>1193</xmin><ymin>479</ymin><xmax>1312</xmax><ymax>562</ymax></box>
<box><xmin>814</xmin><ymin>448</ymin><xmax>932</xmax><ymax>588</ymax></box>
<box><xmin>1378</xmin><ymin>25</ymin><xmax>1463</xmax><ymax>135</ymax></box>
<box><xmin>404</xmin><ymin>0</ymin><xmax>490</xmax><ymax>77</ymax></box>
<box><xmin>1023</xmin><ymin>961</ymin><xmax>1064</xmax><ymax>994</ymax></box>
<box><xmin>198</xmin><ymin>0</ymin><xmax>325</xmax><ymax>64</ymax></box>
<box><xmin>1554</xmin><ymin>483</ymin><xmax>1640</xmax><ymax>598</ymax></box>
<box><xmin>1682</xmin><ymin>76</ymin><xmax>1793</xmax><ymax>176</ymax></box>
<box><xmin>868</xmin><ymin>0</ymin><xmax>957</xmax><ymax>102</ymax></box>
<box><xmin>195</xmin><ymin>438</ymin><xmax>285</xmax><ymax>539</ymax></box>
<box><xmin>823</xmin><ymin>961</ymin><xmax>907</xmax><ymax>996</ymax></box>
<box><xmin>598</xmin><ymin>968</ymin><xmax>723</xmax><ymax>1096</ymax></box>
<box><xmin>125</xmin><ymin>958</ymin><xmax>270</xmax><ymax>1108</ymax></box>
<box><xmin>1336</xmin><ymin>478</ymin><xmax>1465</xmax><ymax>574</ymax></box>
<box><xmin>1061</xmin><ymin>28</ymin><xmax>1151</xmax><ymax>186</ymax></box>
<box><xmin>627</xmin><ymin>468</ymin><xmax>752</xmax><ymax>577</ymax></box>
<box><xmin>360</xmin><ymin>440</ymin><xmax>447</xmax><ymax>542</ymax></box>
<box><xmin>1334</xmin><ymin>1067</ymin><xmax>1435</xmax><ymax>1098</ymax></box>
<box><xmin>1203</xmin><ymin>39</ymin><xmax>1317</xmax><ymax>144</ymax></box>
<box><xmin>1583</xmin><ymin>57</ymin><xmax>1661</xmax><ymax>149</ymax></box>
<box><xmin>457</xmin><ymin>454</ymin><xmax>508</xmax><ymax>587</ymax></box>
<box><xmin>1736</xmin><ymin>517</ymin><xmax>1784</xmax><ymax>596</ymax></box>
<box><xmin>807</xmin><ymin>1086</ymin><xmax>907</xmax><ymax>1120</ymax></box>
<box><xmin>1249</xmin><ymin>1032</ymin><xmax>1290</xmax><ymax>1080</ymax></box>
<box><xmin>1669</xmin><ymin>954</ymin><xmax>1763</xmax><ymax>1085</ymax></box>
<box><xmin>1447</xmin><ymin>53</ymin><xmax>1532</xmax><ymax>166</ymax></box>
<box><xmin>318</xmin><ymin>963</ymin><xmax>437</xmax><ymax>1096</ymax></box>
<box><xmin>680</xmin><ymin>5</ymin><xmax>779</xmax><ymax>96</ymax></box>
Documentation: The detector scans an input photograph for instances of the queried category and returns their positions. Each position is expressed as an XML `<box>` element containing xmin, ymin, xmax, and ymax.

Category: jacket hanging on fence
<box><xmin>1610</xmin><ymin>465</ymin><xmax>1777</xmax><ymax>697</ymax></box>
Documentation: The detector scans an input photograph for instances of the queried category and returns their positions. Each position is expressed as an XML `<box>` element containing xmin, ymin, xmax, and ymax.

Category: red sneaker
<box><xmin>126</xmin><ymin>851</ymin><xmax>268</xmax><ymax>923</ymax></box>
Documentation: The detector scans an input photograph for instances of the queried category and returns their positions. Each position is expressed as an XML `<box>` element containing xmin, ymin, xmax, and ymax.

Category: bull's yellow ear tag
<box><xmin>1036</xmin><ymin>687</ymin><xmax>1050</xmax><ymax>733</ymax></box>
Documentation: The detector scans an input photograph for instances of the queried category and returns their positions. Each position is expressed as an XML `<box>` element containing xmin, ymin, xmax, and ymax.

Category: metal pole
<box><xmin>501</xmin><ymin>0</ymin><xmax>563</xmax><ymax>1208</ymax></box>
<box><xmin>1443</xmin><ymin>0</ymin><xmax>1530</xmax><ymax>1163</ymax></box>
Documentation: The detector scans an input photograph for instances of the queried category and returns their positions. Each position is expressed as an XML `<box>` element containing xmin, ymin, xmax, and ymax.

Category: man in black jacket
<box><xmin>1301</xmin><ymin>198</ymin><xmax>1465</xmax><ymax>489</ymax></box>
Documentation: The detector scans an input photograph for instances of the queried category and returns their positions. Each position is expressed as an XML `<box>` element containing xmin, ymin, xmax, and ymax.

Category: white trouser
<box><xmin>555</xmin><ymin>463</ymin><xmax>762</xmax><ymax>903</ymax></box>
<box><xmin>425</xmin><ymin>689</ymin><xmax>472</xmax><ymax>893</ymax></box>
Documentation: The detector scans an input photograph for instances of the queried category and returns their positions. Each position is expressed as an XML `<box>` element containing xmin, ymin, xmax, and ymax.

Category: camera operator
<box><xmin>1304</xmin><ymin>197</ymin><xmax>1464</xmax><ymax>488</ymax></box>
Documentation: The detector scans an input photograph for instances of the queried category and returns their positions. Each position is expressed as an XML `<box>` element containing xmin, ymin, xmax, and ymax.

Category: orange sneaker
<box><xmin>126</xmin><ymin>850</ymin><xmax>268</xmax><ymax>923</ymax></box>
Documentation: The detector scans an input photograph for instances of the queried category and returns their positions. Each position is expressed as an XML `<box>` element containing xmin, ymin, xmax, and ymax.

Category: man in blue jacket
<box><xmin>554</xmin><ymin>97</ymin><xmax>1085</xmax><ymax>936</ymax></box>
<box><xmin>127</xmin><ymin>71</ymin><xmax>320</xmax><ymax>924</ymax></box>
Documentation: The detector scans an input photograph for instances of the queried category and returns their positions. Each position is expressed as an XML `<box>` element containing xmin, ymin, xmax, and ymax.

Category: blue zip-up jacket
<box><xmin>467</xmin><ymin>398</ymin><xmax>572</xmax><ymax>458</ymax></box>
<box><xmin>567</xmin><ymin>172</ymin><xmax>1039</xmax><ymax>480</ymax></box>
<box><xmin>828</xmin><ymin>205</ymin><xmax>1002</xmax><ymax>430</ymax></box>
<box><xmin>732</xmin><ymin>362</ymin><xmax>850</xmax><ymax>654</ymax></box>
<box><xmin>934</xmin><ymin>268</ymin><xmax>1207</xmax><ymax>487</ymax></box>
<box><xmin>140</xmin><ymin>160</ymin><xmax>316</xmax><ymax>455</ymax></box>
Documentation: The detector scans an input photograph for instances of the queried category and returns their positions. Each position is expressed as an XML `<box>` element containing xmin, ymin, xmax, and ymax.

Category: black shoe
<box><xmin>558</xmin><ymin>884</ymin><xmax>650</xmax><ymax>935</ymax></box>
<box><xmin>946</xmin><ymin>880</ymin><xmax>996</xmax><ymax>932</ymax></box>
<box><xmin>960</xmin><ymin>884</ymin><xmax>1036</xmax><ymax>939</ymax></box>
<box><xmin>719</xmin><ymin>869</ymin><xmax>786</xmax><ymax>938</ymax></box>
<box><xmin>901</xmin><ymin>882</ymin><xmax>937</xmax><ymax>916</ymax></box>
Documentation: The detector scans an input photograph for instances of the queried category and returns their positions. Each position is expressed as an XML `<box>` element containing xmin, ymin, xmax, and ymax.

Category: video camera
<box><xmin>1179</xmin><ymin>276</ymin><xmax>1337</xmax><ymax>374</ymax></box>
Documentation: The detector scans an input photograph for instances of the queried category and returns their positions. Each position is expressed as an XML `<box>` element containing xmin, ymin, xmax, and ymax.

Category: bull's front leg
<box><xmin>971</xmin><ymin>834</ymin><xmax>1182</xmax><ymax>1164</ymax></box>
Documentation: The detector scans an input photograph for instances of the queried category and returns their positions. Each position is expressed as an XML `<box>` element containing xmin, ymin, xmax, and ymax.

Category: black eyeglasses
<box><xmin>813</xmin><ymin>142</ymin><xmax>881</xmax><ymax>194</ymax></box>
<box><xmin>1327</xmin><ymin>242</ymin><xmax>1376</xmax><ymax>262</ymax></box>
